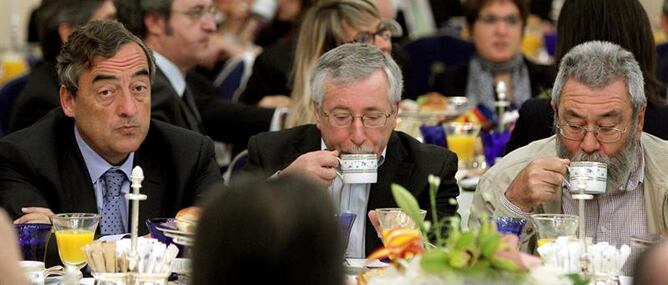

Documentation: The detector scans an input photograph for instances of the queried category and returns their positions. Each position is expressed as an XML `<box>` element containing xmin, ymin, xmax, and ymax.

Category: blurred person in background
<box><xmin>284</xmin><ymin>0</ymin><xmax>400</xmax><ymax>127</ymax></box>
<box><xmin>116</xmin><ymin>0</ymin><xmax>280</xmax><ymax>151</ymax></box>
<box><xmin>253</xmin><ymin>0</ymin><xmax>318</xmax><ymax>47</ymax></box>
<box><xmin>9</xmin><ymin>0</ymin><xmax>116</xmax><ymax>133</ymax></box>
<box><xmin>192</xmin><ymin>174</ymin><xmax>343</xmax><ymax>285</ymax></box>
<box><xmin>504</xmin><ymin>0</ymin><xmax>668</xmax><ymax>154</ymax></box>
<box><xmin>433</xmin><ymin>0</ymin><xmax>555</xmax><ymax>112</ymax></box>
<box><xmin>0</xmin><ymin>210</ymin><xmax>29</xmax><ymax>285</ymax></box>
<box><xmin>633</xmin><ymin>239</ymin><xmax>668</xmax><ymax>285</ymax></box>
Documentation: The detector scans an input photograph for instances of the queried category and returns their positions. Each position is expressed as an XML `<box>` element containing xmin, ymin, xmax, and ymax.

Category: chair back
<box><xmin>213</xmin><ymin>51</ymin><xmax>257</xmax><ymax>102</ymax></box>
<box><xmin>0</xmin><ymin>75</ymin><xmax>29</xmax><ymax>136</ymax></box>
<box><xmin>403</xmin><ymin>35</ymin><xmax>475</xmax><ymax>98</ymax></box>
<box><xmin>223</xmin><ymin>149</ymin><xmax>250</xmax><ymax>184</ymax></box>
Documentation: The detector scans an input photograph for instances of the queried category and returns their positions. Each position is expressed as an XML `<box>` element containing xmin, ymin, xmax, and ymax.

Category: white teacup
<box><xmin>19</xmin><ymin>260</ymin><xmax>45</xmax><ymax>285</ymax></box>
<box><xmin>337</xmin><ymin>154</ymin><xmax>378</xmax><ymax>184</ymax></box>
<box><xmin>568</xmin><ymin>161</ymin><xmax>607</xmax><ymax>194</ymax></box>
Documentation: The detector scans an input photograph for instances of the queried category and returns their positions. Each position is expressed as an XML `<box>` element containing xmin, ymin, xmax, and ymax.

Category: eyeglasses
<box><xmin>477</xmin><ymin>14</ymin><xmax>521</xmax><ymax>26</ymax></box>
<box><xmin>556</xmin><ymin>123</ymin><xmax>630</xmax><ymax>143</ymax></box>
<box><xmin>350</xmin><ymin>20</ymin><xmax>403</xmax><ymax>44</ymax></box>
<box><xmin>322</xmin><ymin>111</ymin><xmax>393</xmax><ymax>128</ymax></box>
<box><xmin>172</xmin><ymin>4</ymin><xmax>218</xmax><ymax>22</ymax></box>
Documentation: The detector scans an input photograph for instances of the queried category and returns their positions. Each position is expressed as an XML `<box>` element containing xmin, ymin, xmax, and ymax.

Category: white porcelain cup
<box><xmin>19</xmin><ymin>260</ymin><xmax>45</xmax><ymax>285</ymax></box>
<box><xmin>337</xmin><ymin>154</ymin><xmax>378</xmax><ymax>184</ymax></box>
<box><xmin>568</xmin><ymin>161</ymin><xmax>607</xmax><ymax>194</ymax></box>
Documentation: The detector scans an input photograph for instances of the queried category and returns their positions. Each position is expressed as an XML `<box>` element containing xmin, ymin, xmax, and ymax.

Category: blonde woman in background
<box><xmin>284</xmin><ymin>0</ymin><xmax>400</xmax><ymax>128</ymax></box>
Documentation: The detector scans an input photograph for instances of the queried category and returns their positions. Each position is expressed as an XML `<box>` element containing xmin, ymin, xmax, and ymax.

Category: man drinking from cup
<box><xmin>241</xmin><ymin>43</ymin><xmax>459</xmax><ymax>258</ymax></box>
<box><xmin>470</xmin><ymin>41</ymin><xmax>668</xmax><ymax>274</ymax></box>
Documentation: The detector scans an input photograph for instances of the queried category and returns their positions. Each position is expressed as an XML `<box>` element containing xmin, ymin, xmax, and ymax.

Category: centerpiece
<box><xmin>357</xmin><ymin>175</ymin><xmax>588</xmax><ymax>285</ymax></box>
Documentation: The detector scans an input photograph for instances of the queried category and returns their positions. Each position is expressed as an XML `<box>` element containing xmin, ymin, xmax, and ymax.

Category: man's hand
<box><xmin>281</xmin><ymin>150</ymin><xmax>340</xmax><ymax>186</ymax></box>
<box><xmin>13</xmin><ymin>207</ymin><xmax>54</xmax><ymax>224</ymax></box>
<box><xmin>505</xmin><ymin>157</ymin><xmax>570</xmax><ymax>212</ymax></box>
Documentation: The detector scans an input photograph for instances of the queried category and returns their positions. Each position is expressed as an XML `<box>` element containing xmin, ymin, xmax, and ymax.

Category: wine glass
<box><xmin>375</xmin><ymin>208</ymin><xmax>426</xmax><ymax>244</ymax></box>
<box><xmin>50</xmin><ymin>213</ymin><xmax>99</xmax><ymax>283</ymax></box>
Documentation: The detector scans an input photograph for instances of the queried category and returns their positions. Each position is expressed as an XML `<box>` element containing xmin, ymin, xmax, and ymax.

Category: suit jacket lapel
<box><xmin>132</xmin><ymin>144</ymin><xmax>165</xmax><ymax>234</ymax></box>
<box><xmin>368</xmin><ymin>132</ymin><xmax>414</xmax><ymax>209</ymax></box>
<box><xmin>57</xmin><ymin>121</ymin><xmax>98</xmax><ymax>214</ymax></box>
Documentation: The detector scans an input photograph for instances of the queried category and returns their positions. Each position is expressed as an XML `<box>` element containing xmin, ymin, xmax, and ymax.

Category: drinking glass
<box><xmin>15</xmin><ymin>223</ymin><xmax>52</xmax><ymax>261</ymax></box>
<box><xmin>443</xmin><ymin>122</ymin><xmax>481</xmax><ymax>169</ymax></box>
<box><xmin>530</xmin><ymin>214</ymin><xmax>578</xmax><ymax>248</ymax></box>
<box><xmin>494</xmin><ymin>216</ymin><xmax>526</xmax><ymax>237</ymax></box>
<box><xmin>50</xmin><ymin>213</ymin><xmax>99</xmax><ymax>278</ymax></box>
<box><xmin>375</xmin><ymin>208</ymin><xmax>426</xmax><ymax>244</ymax></box>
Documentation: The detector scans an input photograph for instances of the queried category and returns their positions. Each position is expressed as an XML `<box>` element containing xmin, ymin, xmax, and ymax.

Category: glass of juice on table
<box><xmin>530</xmin><ymin>214</ymin><xmax>578</xmax><ymax>248</ymax></box>
<box><xmin>50</xmin><ymin>213</ymin><xmax>99</xmax><ymax>284</ymax></box>
<box><xmin>443</xmin><ymin>122</ymin><xmax>481</xmax><ymax>170</ymax></box>
<box><xmin>375</xmin><ymin>208</ymin><xmax>426</xmax><ymax>244</ymax></box>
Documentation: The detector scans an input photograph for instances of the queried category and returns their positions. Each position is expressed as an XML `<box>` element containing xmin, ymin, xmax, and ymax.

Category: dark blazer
<box><xmin>241</xmin><ymin>125</ymin><xmax>460</xmax><ymax>256</ymax></box>
<box><xmin>504</xmin><ymin>97</ymin><xmax>668</xmax><ymax>154</ymax></box>
<box><xmin>433</xmin><ymin>56</ymin><xmax>555</xmax><ymax>99</ymax></box>
<box><xmin>0</xmin><ymin>108</ymin><xmax>222</xmax><ymax>232</ymax></box>
<box><xmin>9</xmin><ymin>59</ymin><xmax>60</xmax><ymax>133</ymax></box>
<box><xmin>153</xmin><ymin>68</ymin><xmax>275</xmax><ymax>147</ymax></box>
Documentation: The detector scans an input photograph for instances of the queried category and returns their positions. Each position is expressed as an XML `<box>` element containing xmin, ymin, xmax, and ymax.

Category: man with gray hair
<box><xmin>242</xmin><ymin>43</ymin><xmax>459</xmax><ymax>258</ymax></box>
<box><xmin>471</xmin><ymin>41</ymin><xmax>668</xmax><ymax>274</ymax></box>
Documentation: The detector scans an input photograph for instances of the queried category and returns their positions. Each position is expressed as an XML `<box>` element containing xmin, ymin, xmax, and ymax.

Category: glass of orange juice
<box><xmin>530</xmin><ymin>214</ymin><xmax>578</xmax><ymax>248</ymax></box>
<box><xmin>375</xmin><ymin>208</ymin><xmax>426</xmax><ymax>245</ymax></box>
<box><xmin>443</xmin><ymin>122</ymin><xmax>481</xmax><ymax>169</ymax></box>
<box><xmin>50</xmin><ymin>213</ymin><xmax>99</xmax><ymax>278</ymax></box>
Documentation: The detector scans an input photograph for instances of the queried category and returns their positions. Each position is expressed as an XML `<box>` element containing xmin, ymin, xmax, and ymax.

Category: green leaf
<box><xmin>391</xmin><ymin>183</ymin><xmax>426</xmax><ymax>233</ymax></box>
<box><xmin>479</xmin><ymin>234</ymin><xmax>502</xmax><ymax>258</ymax></box>
<box><xmin>448</xmin><ymin>250</ymin><xmax>471</xmax><ymax>269</ymax></box>
<box><xmin>420</xmin><ymin>250</ymin><xmax>449</xmax><ymax>273</ymax></box>
<box><xmin>454</xmin><ymin>231</ymin><xmax>476</xmax><ymax>251</ymax></box>
<box><xmin>490</xmin><ymin>256</ymin><xmax>520</xmax><ymax>272</ymax></box>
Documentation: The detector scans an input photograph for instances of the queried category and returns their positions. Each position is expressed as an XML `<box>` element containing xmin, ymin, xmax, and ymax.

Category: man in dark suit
<box><xmin>115</xmin><ymin>0</ymin><xmax>278</xmax><ymax>147</ymax></box>
<box><xmin>0</xmin><ymin>21</ymin><xmax>221</xmax><ymax>233</ymax></box>
<box><xmin>242</xmin><ymin>44</ymin><xmax>459</xmax><ymax>257</ymax></box>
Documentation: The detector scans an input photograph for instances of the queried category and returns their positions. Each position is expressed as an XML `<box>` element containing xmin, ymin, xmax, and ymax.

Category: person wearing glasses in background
<box><xmin>239</xmin><ymin>0</ymin><xmax>409</xmax><ymax>115</ymax></box>
<box><xmin>240</xmin><ymin>43</ymin><xmax>459</xmax><ymax>258</ymax></box>
<box><xmin>115</xmin><ymin>0</ymin><xmax>278</xmax><ymax>150</ymax></box>
<box><xmin>470</xmin><ymin>41</ymin><xmax>668</xmax><ymax>275</ymax></box>
<box><xmin>433</xmin><ymin>0</ymin><xmax>554</xmax><ymax>111</ymax></box>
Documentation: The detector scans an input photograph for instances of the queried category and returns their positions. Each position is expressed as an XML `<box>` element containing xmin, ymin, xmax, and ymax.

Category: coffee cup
<box><xmin>19</xmin><ymin>260</ymin><xmax>45</xmax><ymax>285</ymax></box>
<box><xmin>336</xmin><ymin>154</ymin><xmax>378</xmax><ymax>184</ymax></box>
<box><xmin>568</xmin><ymin>161</ymin><xmax>607</xmax><ymax>194</ymax></box>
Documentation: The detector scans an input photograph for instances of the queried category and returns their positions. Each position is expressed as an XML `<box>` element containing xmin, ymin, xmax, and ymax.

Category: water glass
<box><xmin>494</xmin><ymin>216</ymin><xmax>526</xmax><ymax>237</ymax></box>
<box><xmin>530</xmin><ymin>214</ymin><xmax>578</xmax><ymax>248</ymax></box>
<box><xmin>15</xmin><ymin>223</ymin><xmax>52</xmax><ymax>261</ymax></box>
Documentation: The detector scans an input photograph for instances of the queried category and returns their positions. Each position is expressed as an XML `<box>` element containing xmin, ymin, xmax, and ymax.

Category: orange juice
<box><xmin>446</xmin><ymin>134</ymin><xmax>476</xmax><ymax>165</ymax></box>
<box><xmin>537</xmin><ymin>238</ymin><xmax>555</xmax><ymax>248</ymax></box>
<box><xmin>0</xmin><ymin>52</ymin><xmax>28</xmax><ymax>83</ymax></box>
<box><xmin>382</xmin><ymin>228</ymin><xmax>421</xmax><ymax>245</ymax></box>
<box><xmin>55</xmin><ymin>230</ymin><xmax>94</xmax><ymax>265</ymax></box>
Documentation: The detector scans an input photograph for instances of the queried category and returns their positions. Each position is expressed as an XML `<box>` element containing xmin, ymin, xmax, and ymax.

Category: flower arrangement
<box><xmin>358</xmin><ymin>175</ymin><xmax>588</xmax><ymax>285</ymax></box>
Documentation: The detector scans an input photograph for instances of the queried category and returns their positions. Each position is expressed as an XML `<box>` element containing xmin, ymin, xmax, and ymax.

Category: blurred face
<box><xmin>152</xmin><ymin>0</ymin><xmax>217</xmax><ymax>71</ymax></box>
<box><xmin>341</xmin><ymin>19</ymin><xmax>392</xmax><ymax>55</ymax></box>
<box><xmin>90</xmin><ymin>0</ymin><xmax>117</xmax><ymax>21</ymax></box>
<box><xmin>60</xmin><ymin>43</ymin><xmax>151</xmax><ymax>165</ymax></box>
<box><xmin>218</xmin><ymin>0</ymin><xmax>252</xmax><ymax>19</ymax></box>
<box><xmin>555</xmin><ymin>78</ymin><xmax>645</xmax><ymax>188</ymax></box>
<box><xmin>315</xmin><ymin>70</ymin><xmax>397</xmax><ymax>156</ymax></box>
<box><xmin>276</xmin><ymin>0</ymin><xmax>301</xmax><ymax>22</ymax></box>
<box><xmin>471</xmin><ymin>0</ymin><xmax>523</xmax><ymax>63</ymax></box>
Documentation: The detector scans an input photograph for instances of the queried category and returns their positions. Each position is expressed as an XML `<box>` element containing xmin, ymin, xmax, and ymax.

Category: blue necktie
<box><xmin>100</xmin><ymin>168</ymin><xmax>125</xmax><ymax>235</ymax></box>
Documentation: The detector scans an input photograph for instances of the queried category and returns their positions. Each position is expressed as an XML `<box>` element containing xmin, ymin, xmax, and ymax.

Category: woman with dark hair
<box><xmin>504</xmin><ymin>0</ymin><xmax>668</xmax><ymax>154</ymax></box>
<box><xmin>191</xmin><ymin>174</ymin><xmax>344</xmax><ymax>285</ymax></box>
<box><xmin>433</xmin><ymin>0</ymin><xmax>555</xmax><ymax>111</ymax></box>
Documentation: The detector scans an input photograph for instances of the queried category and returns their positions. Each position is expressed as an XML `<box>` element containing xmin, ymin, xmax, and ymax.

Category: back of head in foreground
<box><xmin>192</xmin><ymin>174</ymin><xmax>344</xmax><ymax>285</ymax></box>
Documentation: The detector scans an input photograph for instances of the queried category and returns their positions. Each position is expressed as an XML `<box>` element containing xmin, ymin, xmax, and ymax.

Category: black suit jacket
<box><xmin>433</xmin><ymin>56</ymin><xmax>556</xmax><ymax>99</ymax></box>
<box><xmin>8</xmin><ymin>60</ymin><xmax>60</xmax><ymax>133</ymax></box>
<box><xmin>0</xmin><ymin>108</ymin><xmax>222</xmax><ymax>232</ymax></box>
<box><xmin>241</xmin><ymin>125</ymin><xmax>460</xmax><ymax>256</ymax></box>
<box><xmin>504</xmin><ymin>97</ymin><xmax>668</xmax><ymax>154</ymax></box>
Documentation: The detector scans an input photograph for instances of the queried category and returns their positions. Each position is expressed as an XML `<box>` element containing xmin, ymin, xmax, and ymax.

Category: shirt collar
<box><xmin>153</xmin><ymin>51</ymin><xmax>186</xmax><ymax>97</ymax></box>
<box><xmin>74</xmin><ymin>126</ymin><xmax>134</xmax><ymax>184</ymax></box>
<box><xmin>320</xmin><ymin>139</ymin><xmax>387</xmax><ymax>165</ymax></box>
